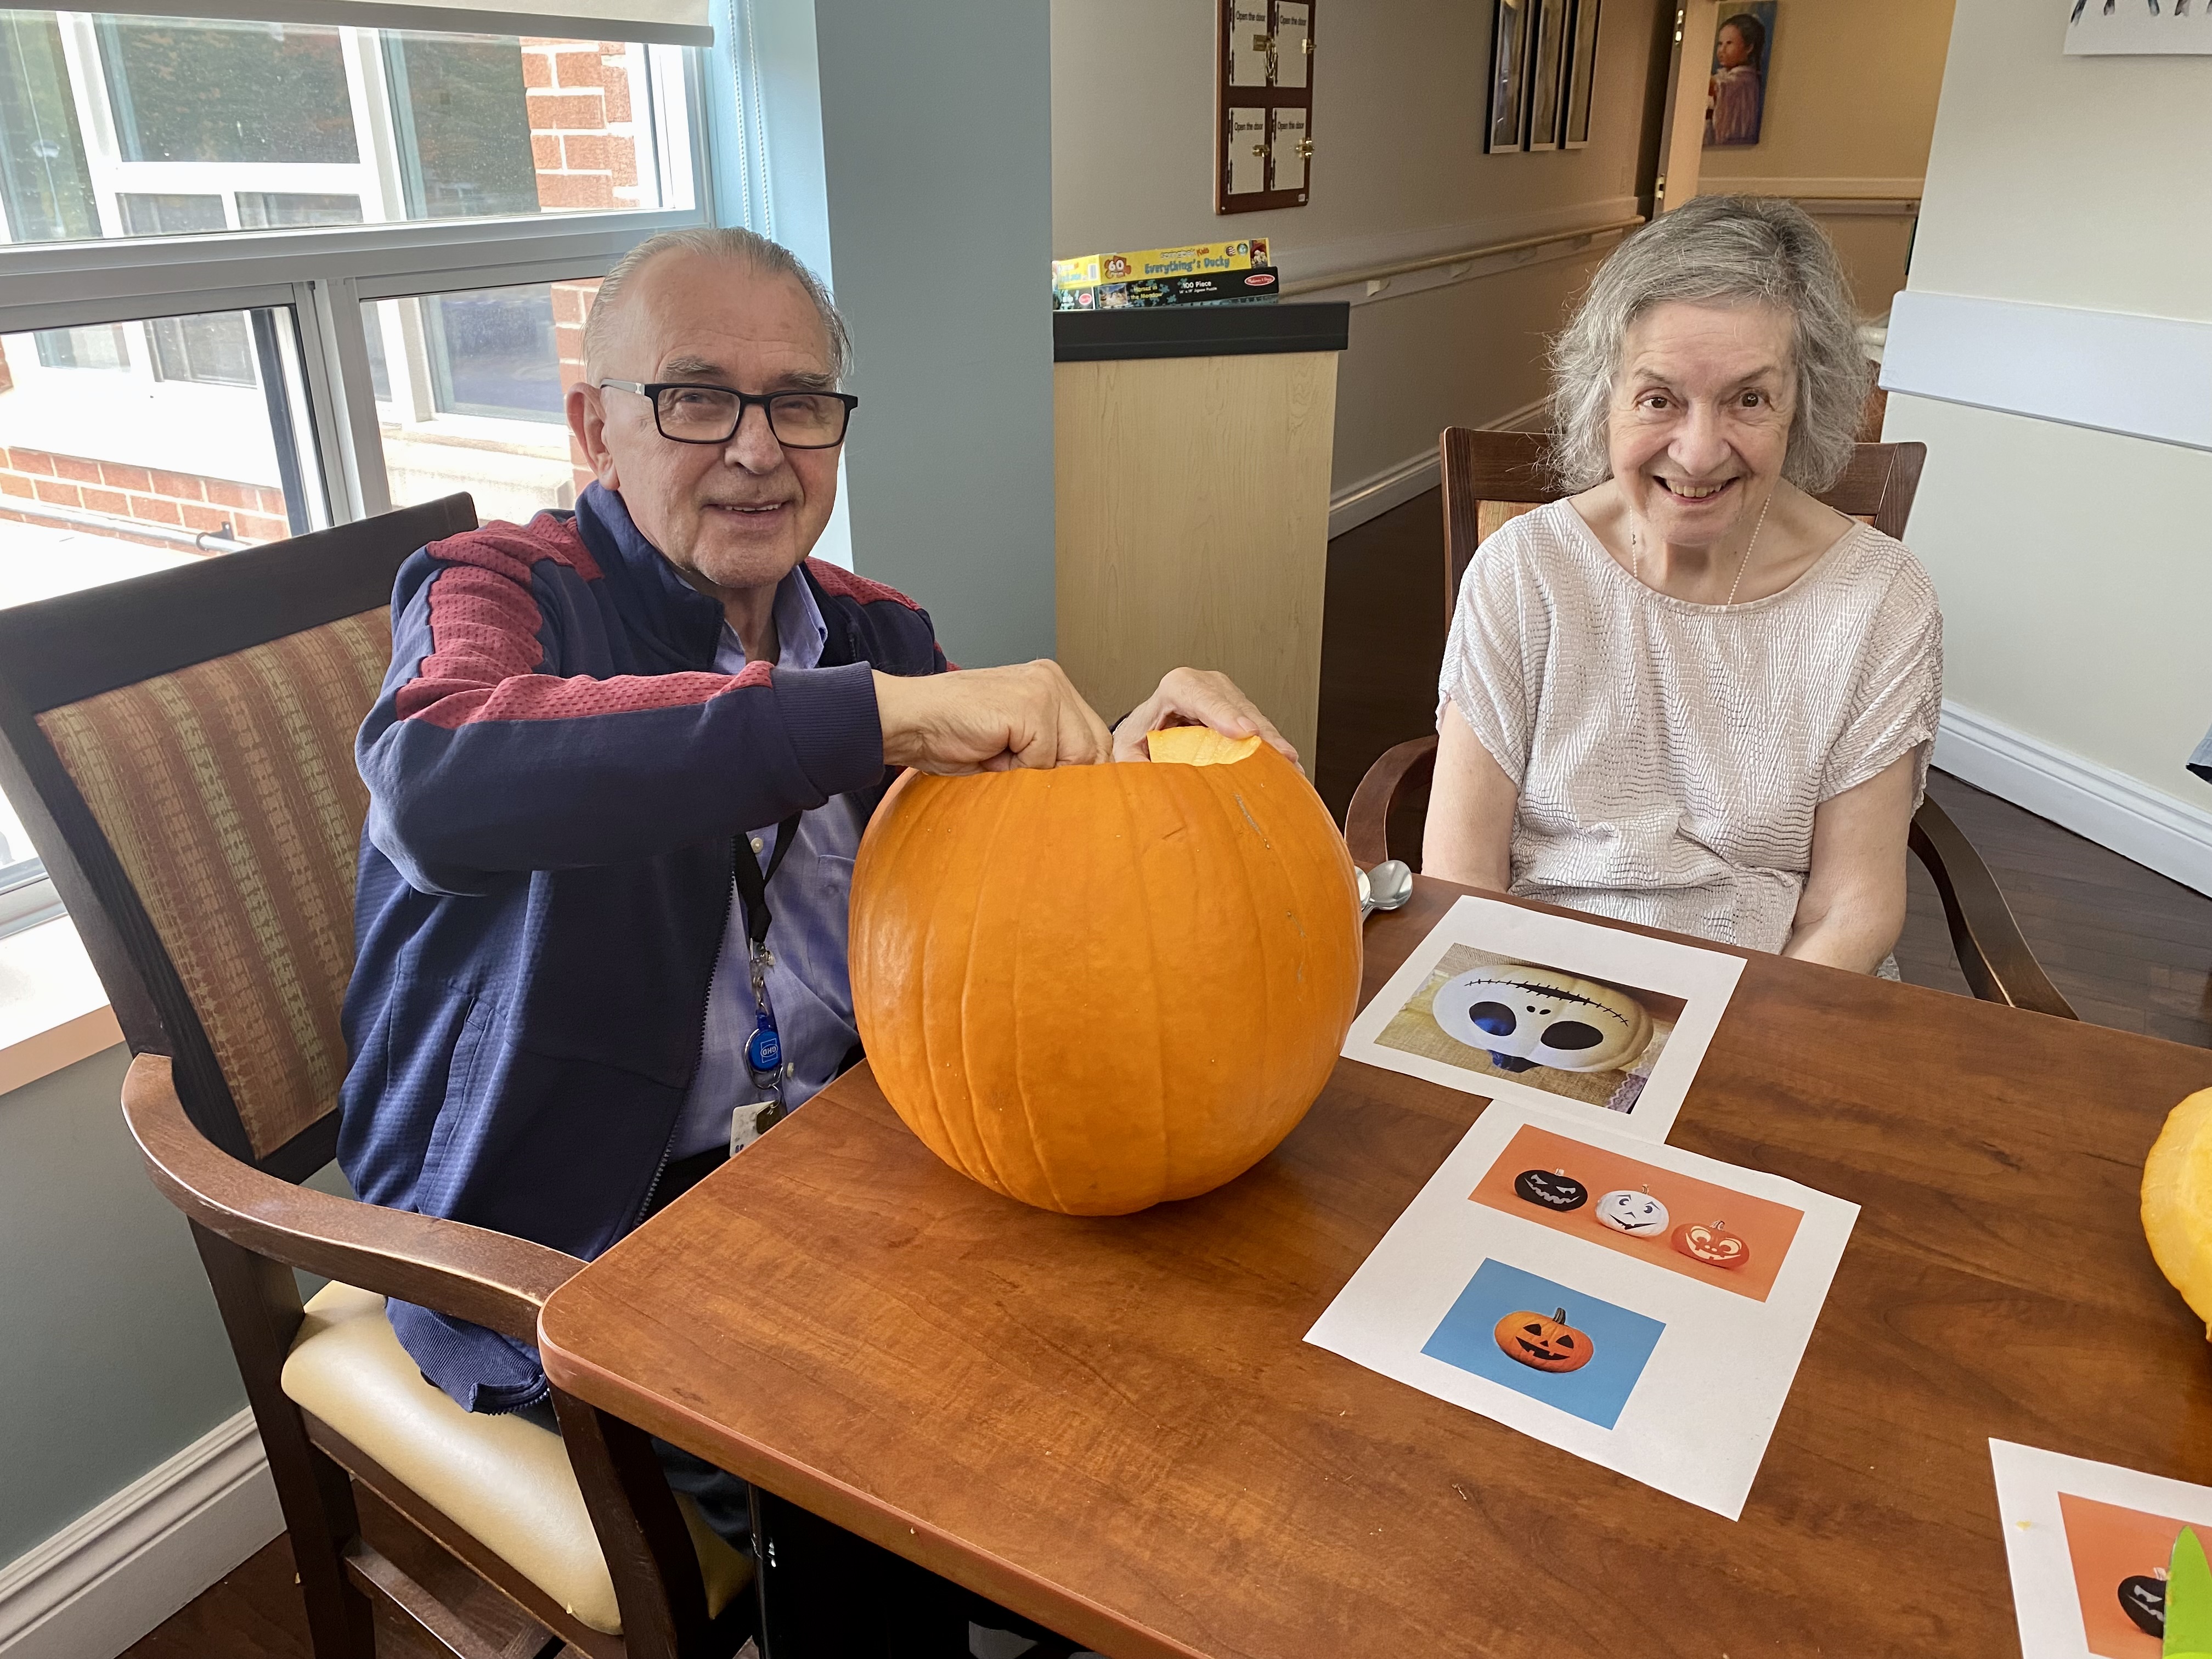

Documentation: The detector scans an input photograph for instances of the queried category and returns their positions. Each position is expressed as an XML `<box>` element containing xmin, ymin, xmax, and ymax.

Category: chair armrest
<box><xmin>1345</xmin><ymin>736</ymin><xmax>1439</xmax><ymax>868</ymax></box>
<box><xmin>1908</xmin><ymin>798</ymin><xmax>2078</xmax><ymax>1020</ymax></box>
<box><xmin>122</xmin><ymin>1053</ymin><xmax>581</xmax><ymax>1342</ymax></box>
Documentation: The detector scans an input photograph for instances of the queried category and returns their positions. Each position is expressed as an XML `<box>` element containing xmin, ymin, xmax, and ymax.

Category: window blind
<box><xmin>76</xmin><ymin>0</ymin><xmax>710</xmax><ymax>48</ymax></box>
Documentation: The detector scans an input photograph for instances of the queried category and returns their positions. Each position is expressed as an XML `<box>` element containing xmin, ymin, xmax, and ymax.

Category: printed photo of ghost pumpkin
<box><xmin>1671</xmin><ymin>1218</ymin><xmax>1751</xmax><ymax>1269</ymax></box>
<box><xmin>1491</xmin><ymin>1307</ymin><xmax>1596</xmax><ymax>1373</ymax></box>
<box><xmin>2119</xmin><ymin>1570</ymin><xmax>2168</xmax><ymax>1638</ymax></box>
<box><xmin>1512</xmin><ymin>1167</ymin><xmax>1589</xmax><ymax>1211</ymax></box>
<box><xmin>1431</xmin><ymin>964</ymin><xmax>1654</xmax><ymax>1074</ymax></box>
<box><xmin>1595</xmin><ymin>1186</ymin><xmax>1671</xmax><ymax>1237</ymax></box>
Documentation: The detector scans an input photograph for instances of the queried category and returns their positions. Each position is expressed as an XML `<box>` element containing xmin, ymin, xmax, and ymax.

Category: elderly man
<box><xmin>339</xmin><ymin>225</ymin><xmax>1283</xmax><ymax>1649</ymax></box>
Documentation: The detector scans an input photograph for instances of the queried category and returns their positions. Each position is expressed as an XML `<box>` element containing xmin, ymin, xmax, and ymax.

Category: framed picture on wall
<box><xmin>1526</xmin><ymin>0</ymin><xmax>1571</xmax><ymax>151</ymax></box>
<box><xmin>1704</xmin><ymin>1</ymin><xmax>1775</xmax><ymax>148</ymax></box>
<box><xmin>1562</xmin><ymin>0</ymin><xmax>1602</xmax><ymax>148</ymax></box>
<box><xmin>1486</xmin><ymin>0</ymin><xmax>1531</xmax><ymax>153</ymax></box>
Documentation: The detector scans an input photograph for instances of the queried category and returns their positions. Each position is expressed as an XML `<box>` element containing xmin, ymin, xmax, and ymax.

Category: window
<box><xmin>0</xmin><ymin>10</ymin><xmax>98</xmax><ymax>242</ymax></box>
<box><xmin>0</xmin><ymin>7</ymin><xmax>709</xmax><ymax>942</ymax></box>
<box><xmin>98</xmin><ymin>15</ymin><xmax>357</xmax><ymax>166</ymax></box>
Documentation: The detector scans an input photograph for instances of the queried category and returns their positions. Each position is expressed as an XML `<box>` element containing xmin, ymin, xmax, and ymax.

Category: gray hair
<box><xmin>583</xmin><ymin>225</ymin><xmax>852</xmax><ymax>381</ymax></box>
<box><xmin>1547</xmin><ymin>195</ymin><xmax>1868</xmax><ymax>493</ymax></box>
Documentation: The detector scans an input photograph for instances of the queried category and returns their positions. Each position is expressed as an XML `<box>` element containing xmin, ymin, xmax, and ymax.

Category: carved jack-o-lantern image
<box><xmin>1671</xmin><ymin>1219</ymin><xmax>1751</xmax><ymax>1269</ymax></box>
<box><xmin>1595</xmin><ymin>1186</ymin><xmax>1671</xmax><ymax>1237</ymax></box>
<box><xmin>1431</xmin><ymin>965</ymin><xmax>1654</xmax><ymax>1074</ymax></box>
<box><xmin>2119</xmin><ymin>1571</ymin><xmax>2166</xmax><ymax>1638</ymax></box>
<box><xmin>1512</xmin><ymin>1167</ymin><xmax>1589</xmax><ymax>1211</ymax></box>
<box><xmin>1491</xmin><ymin>1306</ymin><xmax>1596</xmax><ymax>1373</ymax></box>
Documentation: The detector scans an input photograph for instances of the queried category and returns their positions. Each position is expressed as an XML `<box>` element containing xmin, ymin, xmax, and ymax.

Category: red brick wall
<box><xmin>523</xmin><ymin>40</ymin><xmax>645</xmax><ymax>213</ymax></box>
<box><xmin>0</xmin><ymin>447</ymin><xmax>289</xmax><ymax>552</ymax></box>
<box><xmin>522</xmin><ymin>38</ymin><xmax>637</xmax><ymax>499</ymax></box>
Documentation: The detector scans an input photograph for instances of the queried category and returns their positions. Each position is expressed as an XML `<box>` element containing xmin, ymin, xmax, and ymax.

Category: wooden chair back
<box><xmin>0</xmin><ymin>496</ymin><xmax>473</xmax><ymax>1181</ymax></box>
<box><xmin>1438</xmin><ymin>427</ymin><xmax>1927</xmax><ymax>629</ymax></box>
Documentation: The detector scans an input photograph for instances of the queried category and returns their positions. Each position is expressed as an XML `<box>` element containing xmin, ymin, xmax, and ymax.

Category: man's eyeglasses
<box><xmin>596</xmin><ymin>381</ymin><xmax>859</xmax><ymax>449</ymax></box>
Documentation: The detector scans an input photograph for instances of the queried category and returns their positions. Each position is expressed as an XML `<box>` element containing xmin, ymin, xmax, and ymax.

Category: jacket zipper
<box><xmin>633</xmin><ymin>834</ymin><xmax>740</xmax><ymax>1227</ymax></box>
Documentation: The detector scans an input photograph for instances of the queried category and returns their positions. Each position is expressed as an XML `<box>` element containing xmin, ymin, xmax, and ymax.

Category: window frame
<box><xmin>0</xmin><ymin>31</ymin><xmax>716</xmax><ymax>940</ymax></box>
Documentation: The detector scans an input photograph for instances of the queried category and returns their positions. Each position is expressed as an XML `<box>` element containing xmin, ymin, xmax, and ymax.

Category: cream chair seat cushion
<box><xmin>281</xmin><ymin>1282</ymin><xmax>753</xmax><ymax>1635</ymax></box>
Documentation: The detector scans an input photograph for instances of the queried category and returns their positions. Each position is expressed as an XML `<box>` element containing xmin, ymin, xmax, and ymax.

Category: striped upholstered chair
<box><xmin>0</xmin><ymin>498</ymin><xmax>756</xmax><ymax>1659</ymax></box>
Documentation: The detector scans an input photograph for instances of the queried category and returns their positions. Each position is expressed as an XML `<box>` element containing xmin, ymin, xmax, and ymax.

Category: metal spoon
<box><xmin>1359</xmin><ymin>859</ymin><xmax>1414</xmax><ymax>922</ymax></box>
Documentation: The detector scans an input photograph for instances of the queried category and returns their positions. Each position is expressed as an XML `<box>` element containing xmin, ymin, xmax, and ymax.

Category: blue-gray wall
<box><xmin>809</xmin><ymin>0</ymin><xmax>1057</xmax><ymax>669</ymax></box>
<box><xmin>0</xmin><ymin>1046</ymin><xmax>245</xmax><ymax>1564</ymax></box>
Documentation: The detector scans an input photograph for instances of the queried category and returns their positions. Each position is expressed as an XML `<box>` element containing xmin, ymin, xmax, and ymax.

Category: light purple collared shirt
<box><xmin>673</xmin><ymin>570</ymin><xmax>868</xmax><ymax>1158</ymax></box>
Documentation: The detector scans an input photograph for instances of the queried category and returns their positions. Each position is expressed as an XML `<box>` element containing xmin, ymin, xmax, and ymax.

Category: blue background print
<box><xmin>1421</xmin><ymin>1258</ymin><xmax>1666</xmax><ymax>1429</ymax></box>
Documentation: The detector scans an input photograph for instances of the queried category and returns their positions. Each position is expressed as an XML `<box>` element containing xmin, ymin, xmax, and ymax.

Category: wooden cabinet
<box><xmin>1053</xmin><ymin>303</ymin><xmax>1349</xmax><ymax>769</ymax></box>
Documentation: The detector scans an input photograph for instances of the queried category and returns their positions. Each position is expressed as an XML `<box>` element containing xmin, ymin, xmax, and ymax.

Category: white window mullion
<box><xmin>297</xmin><ymin>276</ymin><xmax>392</xmax><ymax>521</ymax></box>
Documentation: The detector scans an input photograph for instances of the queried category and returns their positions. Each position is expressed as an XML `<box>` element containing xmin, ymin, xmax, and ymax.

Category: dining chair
<box><xmin>1346</xmin><ymin>428</ymin><xmax>2077</xmax><ymax>1020</ymax></box>
<box><xmin>0</xmin><ymin>497</ymin><xmax>758</xmax><ymax>1659</ymax></box>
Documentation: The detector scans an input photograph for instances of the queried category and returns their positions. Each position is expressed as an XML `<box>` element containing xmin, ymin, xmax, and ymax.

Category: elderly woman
<box><xmin>1425</xmin><ymin>196</ymin><xmax>1940</xmax><ymax>974</ymax></box>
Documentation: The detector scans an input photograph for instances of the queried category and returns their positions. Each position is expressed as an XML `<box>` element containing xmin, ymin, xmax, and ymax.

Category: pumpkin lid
<box><xmin>1146</xmin><ymin>726</ymin><xmax>1263</xmax><ymax>767</ymax></box>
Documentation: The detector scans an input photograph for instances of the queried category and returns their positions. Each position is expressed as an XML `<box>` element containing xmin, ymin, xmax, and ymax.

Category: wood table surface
<box><xmin>538</xmin><ymin>876</ymin><xmax>2212</xmax><ymax>1658</ymax></box>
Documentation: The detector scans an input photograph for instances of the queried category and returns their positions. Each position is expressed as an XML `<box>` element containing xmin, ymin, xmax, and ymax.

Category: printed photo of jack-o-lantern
<box><xmin>1375</xmin><ymin>944</ymin><xmax>1682</xmax><ymax>1114</ymax></box>
<box><xmin>1421</xmin><ymin>1257</ymin><xmax>1666</xmax><ymax>1430</ymax></box>
<box><xmin>2057</xmin><ymin>1489</ymin><xmax>2200</xmax><ymax>1659</ymax></box>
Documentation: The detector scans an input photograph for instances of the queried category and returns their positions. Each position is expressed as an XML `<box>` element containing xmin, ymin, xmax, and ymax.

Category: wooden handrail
<box><xmin>1279</xmin><ymin>216</ymin><xmax>1646</xmax><ymax>298</ymax></box>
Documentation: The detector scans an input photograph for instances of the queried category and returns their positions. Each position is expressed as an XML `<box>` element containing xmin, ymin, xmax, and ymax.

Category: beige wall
<box><xmin>1695</xmin><ymin>0</ymin><xmax>1954</xmax><ymax>315</ymax></box>
<box><xmin>1698</xmin><ymin>0</ymin><xmax>1954</xmax><ymax>189</ymax></box>
<box><xmin>1883</xmin><ymin>0</ymin><xmax>2212</xmax><ymax>835</ymax></box>
<box><xmin>1052</xmin><ymin>0</ymin><xmax>1665</xmax><ymax>492</ymax></box>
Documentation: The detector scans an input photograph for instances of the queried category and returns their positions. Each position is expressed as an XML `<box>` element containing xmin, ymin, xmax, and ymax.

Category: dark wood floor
<box><xmin>122</xmin><ymin>486</ymin><xmax>2212</xmax><ymax>1659</ymax></box>
<box><xmin>1314</xmin><ymin>487</ymin><xmax>2212</xmax><ymax>1049</ymax></box>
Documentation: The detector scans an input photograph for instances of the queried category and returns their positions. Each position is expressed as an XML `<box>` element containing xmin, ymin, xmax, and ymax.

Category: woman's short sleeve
<box><xmin>1820</xmin><ymin>558</ymin><xmax>1944</xmax><ymax>804</ymax></box>
<box><xmin>1437</xmin><ymin>522</ymin><xmax>1548</xmax><ymax>788</ymax></box>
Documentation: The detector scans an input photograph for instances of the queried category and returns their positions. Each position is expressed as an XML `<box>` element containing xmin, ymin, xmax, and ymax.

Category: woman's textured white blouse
<box><xmin>1439</xmin><ymin>499</ymin><xmax>1944</xmax><ymax>955</ymax></box>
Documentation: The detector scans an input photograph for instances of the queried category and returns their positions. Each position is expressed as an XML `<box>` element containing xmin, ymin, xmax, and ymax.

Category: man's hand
<box><xmin>873</xmin><ymin>662</ymin><xmax>1113</xmax><ymax>774</ymax></box>
<box><xmin>1111</xmin><ymin>668</ymin><xmax>1299</xmax><ymax>767</ymax></box>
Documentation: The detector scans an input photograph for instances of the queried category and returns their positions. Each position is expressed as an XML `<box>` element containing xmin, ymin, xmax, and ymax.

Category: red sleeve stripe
<box><xmin>407</xmin><ymin>671</ymin><xmax>754</xmax><ymax>731</ymax></box>
<box><xmin>806</xmin><ymin>557</ymin><xmax>922</xmax><ymax>611</ymax></box>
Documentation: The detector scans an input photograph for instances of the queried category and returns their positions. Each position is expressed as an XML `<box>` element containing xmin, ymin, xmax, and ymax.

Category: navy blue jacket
<box><xmin>338</xmin><ymin>484</ymin><xmax>947</xmax><ymax>1410</ymax></box>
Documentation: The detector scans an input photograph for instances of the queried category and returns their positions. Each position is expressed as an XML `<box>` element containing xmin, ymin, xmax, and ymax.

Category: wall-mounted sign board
<box><xmin>1217</xmin><ymin>0</ymin><xmax>1316</xmax><ymax>213</ymax></box>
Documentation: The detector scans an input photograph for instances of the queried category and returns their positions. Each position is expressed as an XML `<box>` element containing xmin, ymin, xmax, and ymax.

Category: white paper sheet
<box><xmin>1226</xmin><ymin>106</ymin><xmax>1268</xmax><ymax>195</ymax></box>
<box><xmin>1269</xmin><ymin>108</ymin><xmax>1307</xmax><ymax>193</ymax></box>
<box><xmin>1228</xmin><ymin>0</ymin><xmax>1271</xmax><ymax>84</ymax></box>
<box><xmin>1341</xmin><ymin>894</ymin><xmax>1745</xmax><ymax>1142</ymax></box>
<box><xmin>1274</xmin><ymin>0</ymin><xmax>1310</xmax><ymax>87</ymax></box>
<box><xmin>1990</xmin><ymin>1440</ymin><xmax>2212</xmax><ymax>1658</ymax></box>
<box><xmin>1306</xmin><ymin>1101</ymin><xmax>1856</xmax><ymax>1519</ymax></box>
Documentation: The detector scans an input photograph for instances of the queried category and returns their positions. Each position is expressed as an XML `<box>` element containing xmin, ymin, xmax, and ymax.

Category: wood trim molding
<box><xmin>0</xmin><ymin>1408</ymin><xmax>279</xmax><ymax>1659</ymax></box>
<box><xmin>1707</xmin><ymin>175</ymin><xmax>1925</xmax><ymax>200</ymax></box>
<box><xmin>1882</xmin><ymin>290</ymin><xmax>2212</xmax><ymax>453</ymax></box>
<box><xmin>1935</xmin><ymin>699</ymin><xmax>2212</xmax><ymax>899</ymax></box>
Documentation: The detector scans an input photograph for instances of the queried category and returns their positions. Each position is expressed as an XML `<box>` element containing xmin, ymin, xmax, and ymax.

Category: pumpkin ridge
<box><xmin>1124</xmin><ymin>760</ymin><xmax>1180</xmax><ymax>1205</ymax></box>
<box><xmin>951</xmin><ymin>777</ymin><xmax>1028</xmax><ymax>1199</ymax></box>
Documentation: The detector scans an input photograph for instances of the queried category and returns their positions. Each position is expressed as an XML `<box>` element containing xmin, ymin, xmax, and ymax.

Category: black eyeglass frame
<box><xmin>595</xmin><ymin>380</ymin><xmax>860</xmax><ymax>449</ymax></box>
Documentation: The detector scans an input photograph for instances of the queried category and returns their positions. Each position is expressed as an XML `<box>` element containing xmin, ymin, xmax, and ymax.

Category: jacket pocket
<box><xmin>414</xmin><ymin>994</ymin><xmax>495</xmax><ymax>1215</ymax></box>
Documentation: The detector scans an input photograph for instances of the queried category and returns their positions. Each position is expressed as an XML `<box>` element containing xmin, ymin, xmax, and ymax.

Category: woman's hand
<box><xmin>1421</xmin><ymin>699</ymin><xmax>1517</xmax><ymax>891</ymax></box>
<box><xmin>1783</xmin><ymin>750</ymin><xmax>1918</xmax><ymax>973</ymax></box>
<box><xmin>1111</xmin><ymin>668</ymin><xmax>1298</xmax><ymax>765</ymax></box>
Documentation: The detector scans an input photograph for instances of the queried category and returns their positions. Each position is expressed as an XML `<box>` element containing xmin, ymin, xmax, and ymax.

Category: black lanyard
<box><xmin>731</xmin><ymin>812</ymin><xmax>803</xmax><ymax>1138</ymax></box>
<box><xmin>731</xmin><ymin>812</ymin><xmax>804</xmax><ymax>953</ymax></box>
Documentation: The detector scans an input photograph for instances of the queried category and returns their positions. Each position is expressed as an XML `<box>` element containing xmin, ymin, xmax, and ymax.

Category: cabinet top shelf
<box><xmin>1052</xmin><ymin>302</ymin><xmax>1350</xmax><ymax>363</ymax></box>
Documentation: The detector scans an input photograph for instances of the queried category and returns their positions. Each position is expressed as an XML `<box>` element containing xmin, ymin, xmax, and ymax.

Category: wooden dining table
<box><xmin>538</xmin><ymin>876</ymin><xmax>2212</xmax><ymax>1658</ymax></box>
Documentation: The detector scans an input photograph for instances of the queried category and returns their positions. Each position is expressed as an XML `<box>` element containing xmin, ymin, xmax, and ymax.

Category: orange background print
<box><xmin>1468</xmin><ymin>1124</ymin><xmax>1805</xmax><ymax>1301</ymax></box>
<box><xmin>2059</xmin><ymin>1489</ymin><xmax>2189</xmax><ymax>1658</ymax></box>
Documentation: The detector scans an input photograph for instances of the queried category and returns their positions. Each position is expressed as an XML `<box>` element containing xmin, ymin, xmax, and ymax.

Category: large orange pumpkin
<box><xmin>849</xmin><ymin>732</ymin><xmax>1362</xmax><ymax>1215</ymax></box>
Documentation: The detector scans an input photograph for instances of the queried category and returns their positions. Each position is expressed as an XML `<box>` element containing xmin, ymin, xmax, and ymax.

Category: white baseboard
<box><xmin>1328</xmin><ymin>397</ymin><xmax>1548</xmax><ymax>539</ymax></box>
<box><xmin>0</xmin><ymin>1409</ymin><xmax>280</xmax><ymax>1659</ymax></box>
<box><xmin>1935</xmin><ymin>701</ymin><xmax>2212</xmax><ymax>898</ymax></box>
